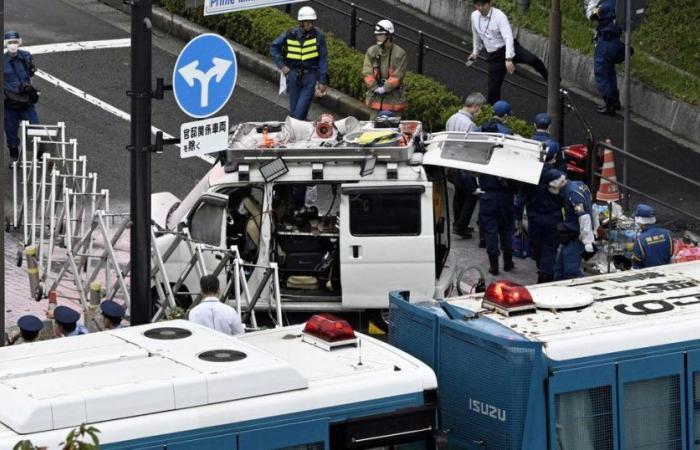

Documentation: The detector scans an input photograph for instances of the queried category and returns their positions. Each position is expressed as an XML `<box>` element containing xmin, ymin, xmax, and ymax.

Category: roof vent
<box><xmin>530</xmin><ymin>286</ymin><xmax>594</xmax><ymax>310</ymax></box>
<box><xmin>198</xmin><ymin>349</ymin><xmax>247</xmax><ymax>362</ymax></box>
<box><xmin>143</xmin><ymin>327</ymin><xmax>192</xmax><ymax>340</ymax></box>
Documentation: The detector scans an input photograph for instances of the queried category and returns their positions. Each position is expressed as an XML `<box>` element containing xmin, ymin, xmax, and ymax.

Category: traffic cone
<box><xmin>596</xmin><ymin>142</ymin><xmax>621</xmax><ymax>202</ymax></box>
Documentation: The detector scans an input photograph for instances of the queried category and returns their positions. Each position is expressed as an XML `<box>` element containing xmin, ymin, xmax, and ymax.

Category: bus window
<box><xmin>555</xmin><ymin>386</ymin><xmax>613</xmax><ymax>450</ymax></box>
<box><xmin>623</xmin><ymin>376</ymin><xmax>682</xmax><ymax>450</ymax></box>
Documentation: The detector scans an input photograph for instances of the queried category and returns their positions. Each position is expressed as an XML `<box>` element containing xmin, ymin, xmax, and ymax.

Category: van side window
<box><xmin>623</xmin><ymin>376</ymin><xmax>681</xmax><ymax>449</ymax></box>
<box><xmin>349</xmin><ymin>192</ymin><xmax>421</xmax><ymax>236</ymax></box>
<box><xmin>190</xmin><ymin>202</ymin><xmax>224</xmax><ymax>246</ymax></box>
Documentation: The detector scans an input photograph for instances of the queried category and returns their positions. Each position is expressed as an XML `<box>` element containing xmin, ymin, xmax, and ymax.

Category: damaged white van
<box><xmin>151</xmin><ymin>115</ymin><xmax>546</xmax><ymax>325</ymax></box>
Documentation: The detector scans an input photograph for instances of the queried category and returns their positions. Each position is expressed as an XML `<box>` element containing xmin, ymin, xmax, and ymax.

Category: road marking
<box><xmin>29</xmin><ymin>40</ymin><xmax>216</xmax><ymax>165</ymax></box>
<box><xmin>24</xmin><ymin>38</ymin><xmax>131</xmax><ymax>55</ymax></box>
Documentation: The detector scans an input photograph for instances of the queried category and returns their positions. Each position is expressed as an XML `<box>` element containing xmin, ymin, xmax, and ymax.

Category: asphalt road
<box><xmin>3</xmin><ymin>0</ymin><xmax>326</xmax><ymax>214</ymax></box>
<box><xmin>293</xmin><ymin>0</ymin><xmax>700</xmax><ymax>230</ymax></box>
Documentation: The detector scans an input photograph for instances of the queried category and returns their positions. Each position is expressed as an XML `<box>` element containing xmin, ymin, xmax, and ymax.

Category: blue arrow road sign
<box><xmin>173</xmin><ymin>33</ymin><xmax>237</xmax><ymax>118</ymax></box>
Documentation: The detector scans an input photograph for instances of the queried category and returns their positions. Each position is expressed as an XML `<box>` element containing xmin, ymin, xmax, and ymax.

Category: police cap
<box><xmin>54</xmin><ymin>305</ymin><xmax>80</xmax><ymax>325</ymax></box>
<box><xmin>100</xmin><ymin>300</ymin><xmax>125</xmax><ymax>320</ymax></box>
<box><xmin>535</xmin><ymin>113</ymin><xmax>552</xmax><ymax>128</ymax></box>
<box><xmin>493</xmin><ymin>100</ymin><xmax>512</xmax><ymax>117</ymax></box>
<box><xmin>4</xmin><ymin>31</ymin><xmax>20</xmax><ymax>41</ymax></box>
<box><xmin>634</xmin><ymin>203</ymin><xmax>655</xmax><ymax>218</ymax></box>
<box><xmin>543</xmin><ymin>168</ymin><xmax>565</xmax><ymax>184</ymax></box>
<box><xmin>18</xmin><ymin>315</ymin><xmax>43</xmax><ymax>333</ymax></box>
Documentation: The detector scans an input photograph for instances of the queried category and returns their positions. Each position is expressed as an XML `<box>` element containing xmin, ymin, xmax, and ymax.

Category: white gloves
<box><xmin>584</xmin><ymin>243</ymin><xmax>594</xmax><ymax>253</ymax></box>
<box><xmin>578</xmin><ymin>214</ymin><xmax>595</xmax><ymax>246</ymax></box>
<box><xmin>373</xmin><ymin>86</ymin><xmax>386</xmax><ymax>95</ymax></box>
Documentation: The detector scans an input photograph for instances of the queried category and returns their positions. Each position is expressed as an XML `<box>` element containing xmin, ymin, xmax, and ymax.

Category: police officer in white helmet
<box><xmin>270</xmin><ymin>7</ymin><xmax>329</xmax><ymax>120</ymax></box>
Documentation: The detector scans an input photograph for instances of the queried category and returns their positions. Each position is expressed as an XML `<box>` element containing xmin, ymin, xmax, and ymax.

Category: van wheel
<box><xmin>367</xmin><ymin>309</ymin><xmax>390</xmax><ymax>334</ymax></box>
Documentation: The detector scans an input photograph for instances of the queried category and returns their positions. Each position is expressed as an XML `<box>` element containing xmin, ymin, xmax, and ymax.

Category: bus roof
<box><xmin>446</xmin><ymin>261</ymin><xmax>700</xmax><ymax>361</ymax></box>
<box><xmin>0</xmin><ymin>321</ymin><xmax>436</xmax><ymax>436</ymax></box>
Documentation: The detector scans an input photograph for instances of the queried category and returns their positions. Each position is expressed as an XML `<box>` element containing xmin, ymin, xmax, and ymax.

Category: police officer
<box><xmin>532</xmin><ymin>113</ymin><xmax>565</xmax><ymax>170</ymax></box>
<box><xmin>100</xmin><ymin>300</ymin><xmax>126</xmax><ymax>330</ymax></box>
<box><xmin>4</xmin><ymin>31</ymin><xmax>40</xmax><ymax>165</ymax></box>
<box><xmin>7</xmin><ymin>315</ymin><xmax>44</xmax><ymax>344</ymax></box>
<box><xmin>586</xmin><ymin>0</ymin><xmax>624</xmax><ymax>115</ymax></box>
<box><xmin>270</xmin><ymin>7</ymin><xmax>329</xmax><ymax>120</ymax></box>
<box><xmin>362</xmin><ymin>20</ymin><xmax>408</xmax><ymax>115</ymax></box>
<box><xmin>478</xmin><ymin>100</ymin><xmax>516</xmax><ymax>275</ymax></box>
<box><xmin>52</xmin><ymin>305</ymin><xmax>89</xmax><ymax>337</ymax></box>
<box><xmin>515</xmin><ymin>146</ymin><xmax>563</xmax><ymax>283</ymax></box>
<box><xmin>631</xmin><ymin>204</ymin><xmax>673</xmax><ymax>268</ymax></box>
<box><xmin>544</xmin><ymin>169</ymin><xmax>596</xmax><ymax>280</ymax></box>
<box><xmin>479</xmin><ymin>100</ymin><xmax>512</xmax><ymax>134</ymax></box>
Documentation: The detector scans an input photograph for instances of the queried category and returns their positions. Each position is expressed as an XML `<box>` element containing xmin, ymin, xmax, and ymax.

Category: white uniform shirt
<box><xmin>445</xmin><ymin>109</ymin><xmax>478</xmax><ymax>133</ymax></box>
<box><xmin>471</xmin><ymin>7</ymin><xmax>515</xmax><ymax>59</ymax></box>
<box><xmin>188</xmin><ymin>296</ymin><xmax>245</xmax><ymax>336</ymax></box>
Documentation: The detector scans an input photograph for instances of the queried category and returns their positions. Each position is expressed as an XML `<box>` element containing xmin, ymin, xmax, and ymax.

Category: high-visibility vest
<box><xmin>286</xmin><ymin>37</ymin><xmax>319</xmax><ymax>61</ymax></box>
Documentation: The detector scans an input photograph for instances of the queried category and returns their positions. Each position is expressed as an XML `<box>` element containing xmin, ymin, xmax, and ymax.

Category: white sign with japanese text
<box><xmin>180</xmin><ymin>115</ymin><xmax>229</xmax><ymax>159</ymax></box>
<box><xmin>204</xmin><ymin>0</ymin><xmax>308</xmax><ymax>15</ymax></box>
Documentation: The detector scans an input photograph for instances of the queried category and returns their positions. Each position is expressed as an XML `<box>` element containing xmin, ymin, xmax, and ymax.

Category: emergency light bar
<box><xmin>482</xmin><ymin>280</ymin><xmax>535</xmax><ymax>316</ymax></box>
<box><xmin>302</xmin><ymin>314</ymin><xmax>358</xmax><ymax>351</ymax></box>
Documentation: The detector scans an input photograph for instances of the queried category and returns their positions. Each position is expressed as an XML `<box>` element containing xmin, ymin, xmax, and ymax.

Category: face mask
<box><xmin>548</xmin><ymin>185</ymin><xmax>560</xmax><ymax>195</ymax></box>
<box><xmin>7</xmin><ymin>43</ymin><xmax>19</xmax><ymax>53</ymax></box>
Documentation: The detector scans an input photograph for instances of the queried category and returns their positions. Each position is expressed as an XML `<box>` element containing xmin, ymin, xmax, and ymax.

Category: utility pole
<box><xmin>622</xmin><ymin>0</ymin><xmax>632</xmax><ymax>210</ymax></box>
<box><xmin>547</xmin><ymin>0</ymin><xmax>562</xmax><ymax>143</ymax></box>
<box><xmin>1</xmin><ymin>0</ymin><xmax>5</xmax><ymax>345</ymax></box>
<box><xmin>129</xmin><ymin>0</ymin><xmax>153</xmax><ymax>325</ymax></box>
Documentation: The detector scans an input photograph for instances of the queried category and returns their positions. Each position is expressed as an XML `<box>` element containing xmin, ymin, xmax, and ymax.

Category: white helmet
<box><xmin>374</xmin><ymin>19</ymin><xmax>395</xmax><ymax>35</ymax></box>
<box><xmin>297</xmin><ymin>6</ymin><xmax>317</xmax><ymax>21</ymax></box>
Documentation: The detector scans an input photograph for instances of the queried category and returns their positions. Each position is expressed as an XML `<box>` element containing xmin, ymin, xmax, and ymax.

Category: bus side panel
<box><xmin>238</xmin><ymin>418</ymin><xmax>329</xmax><ymax>450</ymax></box>
<box><xmin>136</xmin><ymin>432</ymin><xmax>236</xmax><ymax>450</ymax></box>
<box><xmin>687</xmin><ymin>350</ymin><xmax>700</xmax><ymax>450</ymax></box>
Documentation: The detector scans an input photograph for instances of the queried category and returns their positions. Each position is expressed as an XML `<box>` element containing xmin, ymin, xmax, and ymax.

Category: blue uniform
<box><xmin>515</xmin><ymin>164</ymin><xmax>562</xmax><ymax>279</ymax></box>
<box><xmin>532</xmin><ymin>131</ymin><xmax>565</xmax><ymax>170</ymax></box>
<box><xmin>478</xmin><ymin>120</ymin><xmax>515</xmax><ymax>258</ymax></box>
<box><xmin>632</xmin><ymin>226</ymin><xmax>673</xmax><ymax>268</ymax></box>
<box><xmin>270</xmin><ymin>27</ymin><xmax>329</xmax><ymax>120</ymax></box>
<box><xmin>65</xmin><ymin>323</ymin><xmax>89</xmax><ymax>337</ymax></box>
<box><xmin>592</xmin><ymin>0</ymin><xmax>623</xmax><ymax>105</ymax></box>
<box><xmin>4</xmin><ymin>49</ymin><xmax>39</xmax><ymax>152</ymax></box>
<box><xmin>554</xmin><ymin>180</ymin><xmax>593</xmax><ymax>280</ymax></box>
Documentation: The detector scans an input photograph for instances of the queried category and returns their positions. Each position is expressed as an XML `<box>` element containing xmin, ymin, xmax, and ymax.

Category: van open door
<box><xmin>339</xmin><ymin>182</ymin><xmax>436</xmax><ymax>309</ymax></box>
<box><xmin>423</xmin><ymin>132</ymin><xmax>547</xmax><ymax>184</ymax></box>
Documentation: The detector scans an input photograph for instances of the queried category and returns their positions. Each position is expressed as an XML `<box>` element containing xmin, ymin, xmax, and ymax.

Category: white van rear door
<box><xmin>339</xmin><ymin>182</ymin><xmax>436</xmax><ymax>309</ymax></box>
<box><xmin>422</xmin><ymin>132</ymin><xmax>546</xmax><ymax>184</ymax></box>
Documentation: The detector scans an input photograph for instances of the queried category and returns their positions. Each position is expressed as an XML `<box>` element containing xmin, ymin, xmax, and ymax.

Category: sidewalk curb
<box><xmin>99</xmin><ymin>0</ymin><xmax>372</xmax><ymax>120</ymax></box>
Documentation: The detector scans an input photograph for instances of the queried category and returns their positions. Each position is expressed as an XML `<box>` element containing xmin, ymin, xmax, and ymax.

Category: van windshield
<box><xmin>168</xmin><ymin>171</ymin><xmax>211</xmax><ymax>228</ymax></box>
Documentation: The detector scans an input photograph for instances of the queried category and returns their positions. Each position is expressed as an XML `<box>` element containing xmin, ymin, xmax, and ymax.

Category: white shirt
<box><xmin>189</xmin><ymin>296</ymin><xmax>245</xmax><ymax>336</ymax></box>
<box><xmin>445</xmin><ymin>109</ymin><xmax>478</xmax><ymax>133</ymax></box>
<box><xmin>471</xmin><ymin>7</ymin><xmax>515</xmax><ymax>59</ymax></box>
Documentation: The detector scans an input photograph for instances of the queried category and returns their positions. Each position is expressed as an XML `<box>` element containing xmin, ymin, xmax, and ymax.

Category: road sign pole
<box><xmin>129</xmin><ymin>0</ymin><xmax>153</xmax><ymax>325</ymax></box>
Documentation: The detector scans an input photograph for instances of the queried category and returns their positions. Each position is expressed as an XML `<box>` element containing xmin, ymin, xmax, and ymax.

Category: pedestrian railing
<box><xmin>592</xmin><ymin>140</ymin><xmax>700</xmax><ymax>223</ymax></box>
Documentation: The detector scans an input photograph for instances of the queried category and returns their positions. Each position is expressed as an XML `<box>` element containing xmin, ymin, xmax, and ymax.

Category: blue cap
<box><xmin>543</xmin><ymin>168</ymin><xmax>565</xmax><ymax>184</ymax></box>
<box><xmin>54</xmin><ymin>305</ymin><xmax>80</xmax><ymax>325</ymax></box>
<box><xmin>546</xmin><ymin>141</ymin><xmax>560</xmax><ymax>161</ymax></box>
<box><xmin>493</xmin><ymin>100</ymin><xmax>512</xmax><ymax>117</ymax></box>
<box><xmin>535</xmin><ymin>113</ymin><xmax>551</xmax><ymax>128</ymax></box>
<box><xmin>18</xmin><ymin>315</ymin><xmax>43</xmax><ymax>333</ymax></box>
<box><xmin>4</xmin><ymin>31</ymin><xmax>20</xmax><ymax>40</ymax></box>
<box><xmin>634</xmin><ymin>204</ymin><xmax>655</xmax><ymax>218</ymax></box>
<box><xmin>100</xmin><ymin>300</ymin><xmax>125</xmax><ymax>319</ymax></box>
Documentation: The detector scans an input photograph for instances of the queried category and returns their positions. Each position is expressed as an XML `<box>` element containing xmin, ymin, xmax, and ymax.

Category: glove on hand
<box><xmin>373</xmin><ymin>86</ymin><xmax>386</xmax><ymax>95</ymax></box>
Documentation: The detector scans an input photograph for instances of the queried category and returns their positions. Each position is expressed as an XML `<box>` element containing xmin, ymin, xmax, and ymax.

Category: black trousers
<box><xmin>448</xmin><ymin>169</ymin><xmax>478</xmax><ymax>232</ymax></box>
<box><xmin>485</xmin><ymin>40</ymin><xmax>548</xmax><ymax>104</ymax></box>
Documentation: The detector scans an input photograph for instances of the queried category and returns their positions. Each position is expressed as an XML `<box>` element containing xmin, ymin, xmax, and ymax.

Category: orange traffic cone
<box><xmin>596</xmin><ymin>142</ymin><xmax>620</xmax><ymax>202</ymax></box>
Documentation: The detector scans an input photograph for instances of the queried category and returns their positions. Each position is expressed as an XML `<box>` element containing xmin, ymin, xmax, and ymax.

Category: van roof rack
<box><xmin>224</xmin><ymin>119</ymin><xmax>423</xmax><ymax>164</ymax></box>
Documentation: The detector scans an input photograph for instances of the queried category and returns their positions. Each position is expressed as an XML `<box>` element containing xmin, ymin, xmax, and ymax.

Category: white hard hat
<box><xmin>297</xmin><ymin>6</ymin><xmax>317</xmax><ymax>21</ymax></box>
<box><xmin>374</xmin><ymin>19</ymin><xmax>395</xmax><ymax>35</ymax></box>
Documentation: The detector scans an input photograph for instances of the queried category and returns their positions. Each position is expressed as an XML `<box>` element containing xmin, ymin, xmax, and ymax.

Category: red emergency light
<box><xmin>302</xmin><ymin>314</ymin><xmax>358</xmax><ymax>350</ymax></box>
<box><xmin>483</xmin><ymin>280</ymin><xmax>536</xmax><ymax>315</ymax></box>
<box><xmin>563</xmin><ymin>144</ymin><xmax>588</xmax><ymax>162</ymax></box>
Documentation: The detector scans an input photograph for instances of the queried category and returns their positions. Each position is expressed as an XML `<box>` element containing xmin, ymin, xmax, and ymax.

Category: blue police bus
<box><xmin>0</xmin><ymin>317</ymin><xmax>438</xmax><ymax>449</ymax></box>
<box><xmin>388</xmin><ymin>261</ymin><xmax>700</xmax><ymax>449</ymax></box>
